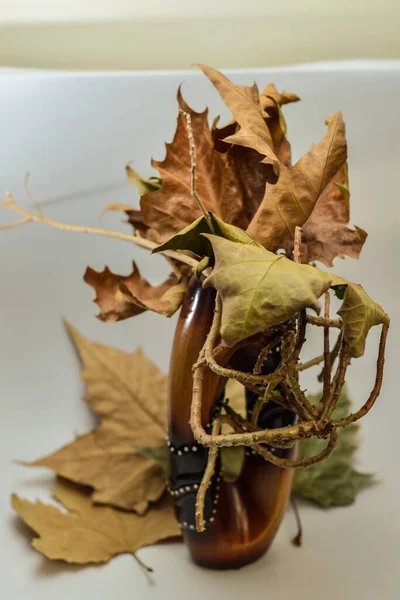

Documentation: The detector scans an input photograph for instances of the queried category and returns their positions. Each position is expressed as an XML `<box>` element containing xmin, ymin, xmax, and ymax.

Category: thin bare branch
<box><xmin>195</xmin><ymin>418</ymin><xmax>221</xmax><ymax>532</ymax></box>
<box><xmin>0</xmin><ymin>218</ymin><xmax>31</xmax><ymax>230</ymax></box>
<box><xmin>333</xmin><ymin>323</ymin><xmax>389</xmax><ymax>428</ymax></box>
<box><xmin>1</xmin><ymin>194</ymin><xmax>199</xmax><ymax>270</ymax></box>
<box><xmin>296</xmin><ymin>354</ymin><xmax>324</xmax><ymax>372</ymax></box>
<box><xmin>322</xmin><ymin>291</ymin><xmax>332</xmax><ymax>405</ymax></box>
<box><xmin>320</xmin><ymin>340</ymin><xmax>350</xmax><ymax>421</ymax></box>
<box><xmin>180</xmin><ymin>110</ymin><xmax>215</xmax><ymax>234</ymax></box>
<box><xmin>306</xmin><ymin>315</ymin><xmax>342</xmax><ymax>328</ymax></box>
<box><xmin>317</xmin><ymin>331</ymin><xmax>342</xmax><ymax>382</ymax></box>
<box><xmin>294</xmin><ymin>226</ymin><xmax>303</xmax><ymax>264</ymax></box>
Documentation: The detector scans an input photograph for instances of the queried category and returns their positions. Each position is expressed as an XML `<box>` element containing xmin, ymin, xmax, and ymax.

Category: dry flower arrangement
<box><xmin>3</xmin><ymin>65</ymin><xmax>389</xmax><ymax>572</ymax></box>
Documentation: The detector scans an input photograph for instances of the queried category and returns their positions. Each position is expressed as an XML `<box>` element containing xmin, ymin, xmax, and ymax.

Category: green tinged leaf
<box><xmin>153</xmin><ymin>215</ymin><xmax>212</xmax><ymax>257</ymax></box>
<box><xmin>133</xmin><ymin>445</ymin><xmax>169</xmax><ymax>477</ymax></box>
<box><xmin>153</xmin><ymin>213</ymin><xmax>257</xmax><ymax>257</ymax></box>
<box><xmin>203</xmin><ymin>235</ymin><xmax>332</xmax><ymax>347</ymax></box>
<box><xmin>331</xmin><ymin>275</ymin><xmax>389</xmax><ymax>358</ymax></box>
<box><xmin>293</xmin><ymin>388</ymin><xmax>375</xmax><ymax>507</ymax></box>
<box><xmin>221</xmin><ymin>446</ymin><xmax>246</xmax><ymax>483</ymax></box>
<box><xmin>126</xmin><ymin>164</ymin><xmax>162</xmax><ymax>196</ymax></box>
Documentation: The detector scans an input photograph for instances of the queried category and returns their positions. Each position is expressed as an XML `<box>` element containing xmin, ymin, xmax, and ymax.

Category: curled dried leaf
<box><xmin>198</xmin><ymin>64</ymin><xmax>280</xmax><ymax>179</ymax></box>
<box><xmin>84</xmin><ymin>262</ymin><xmax>183</xmax><ymax>322</ymax></box>
<box><xmin>331</xmin><ymin>276</ymin><xmax>389</xmax><ymax>358</ymax></box>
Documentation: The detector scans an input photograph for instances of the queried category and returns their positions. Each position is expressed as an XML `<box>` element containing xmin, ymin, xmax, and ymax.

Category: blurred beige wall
<box><xmin>1</xmin><ymin>0</ymin><xmax>399</xmax><ymax>70</ymax></box>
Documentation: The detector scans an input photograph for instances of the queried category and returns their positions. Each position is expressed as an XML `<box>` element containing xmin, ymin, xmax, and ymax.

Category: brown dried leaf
<box><xmin>247</xmin><ymin>112</ymin><xmax>347</xmax><ymax>250</ymax></box>
<box><xmin>260</xmin><ymin>83</ymin><xmax>300</xmax><ymax>114</ymax></box>
<box><xmin>211</xmin><ymin>83</ymin><xmax>299</xmax><ymax>222</ymax></box>
<box><xmin>84</xmin><ymin>262</ymin><xmax>182</xmax><ymax>322</ymax></box>
<box><xmin>23</xmin><ymin>324</ymin><xmax>168</xmax><ymax>512</ymax></box>
<box><xmin>12</xmin><ymin>478</ymin><xmax>180</xmax><ymax>564</ymax></box>
<box><xmin>283</xmin><ymin>163</ymin><xmax>367</xmax><ymax>266</ymax></box>
<box><xmin>198</xmin><ymin>64</ymin><xmax>280</xmax><ymax>179</ymax></box>
<box><xmin>260</xmin><ymin>83</ymin><xmax>300</xmax><ymax>167</ymax></box>
<box><xmin>140</xmin><ymin>91</ymin><xmax>250</xmax><ymax>243</ymax></box>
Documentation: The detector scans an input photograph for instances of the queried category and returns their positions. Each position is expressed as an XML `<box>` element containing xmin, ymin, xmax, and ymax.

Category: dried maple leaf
<box><xmin>12</xmin><ymin>478</ymin><xmax>180</xmax><ymax>564</ymax></box>
<box><xmin>199</xmin><ymin>64</ymin><xmax>280</xmax><ymax>179</ymax></box>
<box><xmin>211</xmin><ymin>82</ymin><xmax>299</xmax><ymax>223</ymax></box>
<box><xmin>247</xmin><ymin>112</ymin><xmax>347</xmax><ymax>250</ymax></box>
<box><xmin>84</xmin><ymin>262</ymin><xmax>185</xmax><ymax>322</ymax></box>
<box><xmin>281</xmin><ymin>131</ymin><xmax>367</xmax><ymax>266</ymax></box>
<box><xmin>140</xmin><ymin>91</ymin><xmax>250</xmax><ymax>243</ymax></box>
<box><xmin>204</xmin><ymin>235</ymin><xmax>332</xmax><ymax>346</ymax></box>
<box><xmin>260</xmin><ymin>83</ymin><xmax>299</xmax><ymax>167</ymax></box>
<box><xmin>23</xmin><ymin>324</ymin><xmax>168</xmax><ymax>513</ymax></box>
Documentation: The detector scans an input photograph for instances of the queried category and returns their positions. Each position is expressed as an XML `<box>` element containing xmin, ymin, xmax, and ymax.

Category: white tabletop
<box><xmin>0</xmin><ymin>61</ymin><xmax>399</xmax><ymax>599</ymax></box>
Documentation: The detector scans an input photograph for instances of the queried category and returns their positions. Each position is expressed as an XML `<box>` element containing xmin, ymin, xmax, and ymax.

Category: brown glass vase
<box><xmin>168</xmin><ymin>277</ymin><xmax>295</xmax><ymax>570</ymax></box>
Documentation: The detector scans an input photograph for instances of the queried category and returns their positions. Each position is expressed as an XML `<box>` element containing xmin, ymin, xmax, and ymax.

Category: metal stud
<box><xmin>192</xmin><ymin>446</ymin><xmax>198</xmax><ymax>452</ymax></box>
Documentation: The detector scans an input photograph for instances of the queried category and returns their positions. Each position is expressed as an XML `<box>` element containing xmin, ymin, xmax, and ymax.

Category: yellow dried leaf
<box><xmin>23</xmin><ymin>324</ymin><xmax>168</xmax><ymax>512</ymax></box>
<box><xmin>12</xmin><ymin>478</ymin><xmax>180</xmax><ymax>564</ymax></box>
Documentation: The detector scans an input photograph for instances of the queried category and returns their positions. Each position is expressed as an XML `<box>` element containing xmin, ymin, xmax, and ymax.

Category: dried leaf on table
<box><xmin>22</xmin><ymin>324</ymin><xmax>169</xmax><ymax>513</ymax></box>
<box><xmin>203</xmin><ymin>235</ymin><xmax>332</xmax><ymax>346</ymax></box>
<box><xmin>12</xmin><ymin>478</ymin><xmax>180</xmax><ymax>565</ymax></box>
<box><xmin>84</xmin><ymin>262</ymin><xmax>184</xmax><ymax>322</ymax></box>
<box><xmin>293</xmin><ymin>388</ymin><xmax>375</xmax><ymax>507</ymax></box>
<box><xmin>248</xmin><ymin>112</ymin><xmax>347</xmax><ymax>250</ymax></box>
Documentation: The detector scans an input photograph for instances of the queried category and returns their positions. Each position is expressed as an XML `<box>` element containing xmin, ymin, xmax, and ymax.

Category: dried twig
<box><xmin>334</xmin><ymin>323</ymin><xmax>389</xmax><ymax>428</ymax></box>
<box><xmin>0</xmin><ymin>193</ymin><xmax>199</xmax><ymax>269</ymax></box>
<box><xmin>306</xmin><ymin>315</ymin><xmax>342</xmax><ymax>329</ymax></box>
<box><xmin>296</xmin><ymin>354</ymin><xmax>324</xmax><ymax>372</ymax></box>
<box><xmin>180</xmin><ymin>110</ymin><xmax>215</xmax><ymax>234</ymax></box>
<box><xmin>322</xmin><ymin>291</ymin><xmax>332</xmax><ymax>404</ymax></box>
<box><xmin>317</xmin><ymin>332</ymin><xmax>342</xmax><ymax>382</ymax></box>
<box><xmin>195</xmin><ymin>418</ymin><xmax>221</xmax><ymax>532</ymax></box>
<box><xmin>294</xmin><ymin>226</ymin><xmax>303</xmax><ymax>264</ymax></box>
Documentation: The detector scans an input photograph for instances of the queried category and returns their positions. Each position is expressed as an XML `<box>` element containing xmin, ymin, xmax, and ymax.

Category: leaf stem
<box><xmin>180</xmin><ymin>110</ymin><xmax>216</xmax><ymax>234</ymax></box>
